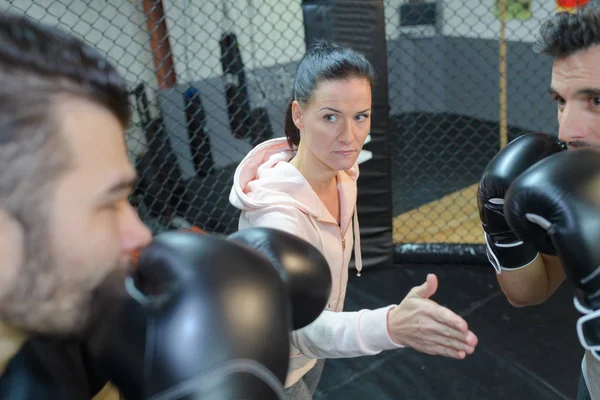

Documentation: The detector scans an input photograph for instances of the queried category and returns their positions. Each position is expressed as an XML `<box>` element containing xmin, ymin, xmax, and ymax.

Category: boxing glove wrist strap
<box><xmin>484</xmin><ymin>233</ymin><xmax>539</xmax><ymax>274</ymax></box>
<box><xmin>574</xmin><ymin>297</ymin><xmax>600</xmax><ymax>362</ymax></box>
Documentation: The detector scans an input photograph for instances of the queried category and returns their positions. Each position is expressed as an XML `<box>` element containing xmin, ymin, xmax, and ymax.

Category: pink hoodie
<box><xmin>229</xmin><ymin>137</ymin><xmax>404</xmax><ymax>388</ymax></box>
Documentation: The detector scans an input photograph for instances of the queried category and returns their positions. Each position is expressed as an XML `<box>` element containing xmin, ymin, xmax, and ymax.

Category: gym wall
<box><xmin>5</xmin><ymin>0</ymin><xmax>559</xmax><ymax>158</ymax></box>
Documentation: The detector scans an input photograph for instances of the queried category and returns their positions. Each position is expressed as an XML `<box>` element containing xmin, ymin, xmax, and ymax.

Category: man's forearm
<box><xmin>495</xmin><ymin>253</ymin><xmax>566</xmax><ymax>307</ymax></box>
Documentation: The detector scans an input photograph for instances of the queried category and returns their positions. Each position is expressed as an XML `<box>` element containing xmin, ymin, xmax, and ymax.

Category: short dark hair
<box><xmin>284</xmin><ymin>40</ymin><xmax>375</xmax><ymax>149</ymax></box>
<box><xmin>534</xmin><ymin>0</ymin><xmax>600</xmax><ymax>58</ymax></box>
<box><xmin>0</xmin><ymin>12</ymin><xmax>130</xmax><ymax>227</ymax></box>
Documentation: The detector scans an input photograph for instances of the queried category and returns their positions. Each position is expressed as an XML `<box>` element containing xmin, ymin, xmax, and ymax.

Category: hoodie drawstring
<box><xmin>308</xmin><ymin>210</ymin><xmax>361</xmax><ymax>277</ymax></box>
<box><xmin>353</xmin><ymin>207</ymin><xmax>362</xmax><ymax>276</ymax></box>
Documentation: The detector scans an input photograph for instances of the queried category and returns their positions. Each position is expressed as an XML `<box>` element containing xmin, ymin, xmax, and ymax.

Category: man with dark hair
<box><xmin>478</xmin><ymin>2</ymin><xmax>600</xmax><ymax>399</ymax></box>
<box><xmin>0</xmin><ymin>11</ymin><xmax>152</xmax><ymax>398</ymax></box>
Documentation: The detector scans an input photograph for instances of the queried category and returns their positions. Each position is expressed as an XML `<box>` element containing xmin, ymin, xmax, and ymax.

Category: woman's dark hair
<box><xmin>284</xmin><ymin>40</ymin><xmax>375</xmax><ymax>149</ymax></box>
<box><xmin>534</xmin><ymin>0</ymin><xmax>600</xmax><ymax>59</ymax></box>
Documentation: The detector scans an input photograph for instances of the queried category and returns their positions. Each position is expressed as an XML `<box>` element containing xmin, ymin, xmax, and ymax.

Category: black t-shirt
<box><xmin>0</xmin><ymin>337</ymin><xmax>110</xmax><ymax>399</ymax></box>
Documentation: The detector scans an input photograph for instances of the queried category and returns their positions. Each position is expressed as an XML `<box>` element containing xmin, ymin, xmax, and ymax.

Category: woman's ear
<box><xmin>291</xmin><ymin>100</ymin><xmax>304</xmax><ymax>130</ymax></box>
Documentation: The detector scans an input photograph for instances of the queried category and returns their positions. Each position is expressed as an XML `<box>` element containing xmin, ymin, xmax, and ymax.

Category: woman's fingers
<box><xmin>417</xmin><ymin>305</ymin><xmax>479</xmax><ymax>355</ymax></box>
<box><xmin>431</xmin><ymin>305</ymin><xmax>469</xmax><ymax>332</ymax></box>
<box><xmin>423</xmin><ymin>343</ymin><xmax>467</xmax><ymax>359</ymax></box>
<box><xmin>389</xmin><ymin>297</ymin><xmax>479</xmax><ymax>359</ymax></box>
<box><xmin>413</xmin><ymin>330</ymin><xmax>475</xmax><ymax>358</ymax></box>
<box><xmin>427</xmin><ymin>331</ymin><xmax>477</xmax><ymax>354</ymax></box>
<box><xmin>436</xmin><ymin>323</ymin><xmax>478</xmax><ymax>348</ymax></box>
<box><xmin>427</xmin><ymin>304</ymin><xmax>479</xmax><ymax>346</ymax></box>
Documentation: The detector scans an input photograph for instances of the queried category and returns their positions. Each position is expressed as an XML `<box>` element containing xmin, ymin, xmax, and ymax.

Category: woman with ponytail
<box><xmin>229</xmin><ymin>40</ymin><xmax>478</xmax><ymax>399</ymax></box>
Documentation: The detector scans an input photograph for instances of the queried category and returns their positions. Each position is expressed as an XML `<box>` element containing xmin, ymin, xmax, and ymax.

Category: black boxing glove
<box><xmin>477</xmin><ymin>133</ymin><xmax>564</xmax><ymax>273</ymax></box>
<box><xmin>227</xmin><ymin>228</ymin><xmax>332</xmax><ymax>330</ymax></box>
<box><xmin>504</xmin><ymin>149</ymin><xmax>600</xmax><ymax>360</ymax></box>
<box><xmin>86</xmin><ymin>231</ymin><xmax>291</xmax><ymax>400</ymax></box>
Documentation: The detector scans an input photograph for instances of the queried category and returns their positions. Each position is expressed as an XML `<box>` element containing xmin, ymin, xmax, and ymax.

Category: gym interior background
<box><xmin>3</xmin><ymin>0</ymin><xmax>584</xmax><ymax>399</ymax></box>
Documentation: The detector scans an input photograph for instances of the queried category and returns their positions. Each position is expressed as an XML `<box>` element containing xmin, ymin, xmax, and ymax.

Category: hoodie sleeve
<box><xmin>243</xmin><ymin>207</ymin><xmax>406</xmax><ymax>359</ymax></box>
<box><xmin>291</xmin><ymin>306</ymin><xmax>405</xmax><ymax>359</ymax></box>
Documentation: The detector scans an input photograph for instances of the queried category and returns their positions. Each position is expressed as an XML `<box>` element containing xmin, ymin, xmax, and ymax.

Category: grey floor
<box><xmin>314</xmin><ymin>263</ymin><xmax>582</xmax><ymax>400</ymax></box>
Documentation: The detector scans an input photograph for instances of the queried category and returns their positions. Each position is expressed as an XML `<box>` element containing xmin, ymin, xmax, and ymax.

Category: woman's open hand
<box><xmin>387</xmin><ymin>273</ymin><xmax>479</xmax><ymax>359</ymax></box>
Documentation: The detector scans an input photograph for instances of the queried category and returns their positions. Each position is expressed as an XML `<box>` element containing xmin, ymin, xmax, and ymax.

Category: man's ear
<box><xmin>291</xmin><ymin>100</ymin><xmax>304</xmax><ymax>130</ymax></box>
<box><xmin>0</xmin><ymin>209</ymin><xmax>24</xmax><ymax>300</ymax></box>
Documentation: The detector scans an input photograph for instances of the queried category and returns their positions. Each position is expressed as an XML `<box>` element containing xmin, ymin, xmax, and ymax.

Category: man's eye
<box><xmin>553</xmin><ymin>97</ymin><xmax>565</xmax><ymax>109</ymax></box>
<box><xmin>104</xmin><ymin>198</ymin><xmax>126</xmax><ymax>212</ymax></box>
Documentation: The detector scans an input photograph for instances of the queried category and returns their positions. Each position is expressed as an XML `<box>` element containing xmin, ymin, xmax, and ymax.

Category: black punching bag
<box><xmin>185</xmin><ymin>87</ymin><xmax>214</xmax><ymax>177</ymax></box>
<box><xmin>301</xmin><ymin>0</ymin><xmax>334</xmax><ymax>48</ymax></box>
<box><xmin>220</xmin><ymin>31</ymin><xmax>252</xmax><ymax>141</ymax></box>
<box><xmin>301</xmin><ymin>0</ymin><xmax>394</xmax><ymax>270</ymax></box>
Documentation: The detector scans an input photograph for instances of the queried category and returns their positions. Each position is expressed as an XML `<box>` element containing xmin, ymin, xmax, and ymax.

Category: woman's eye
<box><xmin>356</xmin><ymin>113</ymin><xmax>370</xmax><ymax>121</ymax></box>
<box><xmin>324</xmin><ymin>114</ymin><xmax>338</xmax><ymax>123</ymax></box>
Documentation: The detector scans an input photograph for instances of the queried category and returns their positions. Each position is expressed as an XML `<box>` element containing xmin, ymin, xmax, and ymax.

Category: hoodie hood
<box><xmin>229</xmin><ymin>137</ymin><xmax>363</xmax><ymax>275</ymax></box>
<box><xmin>230</xmin><ymin>138</ymin><xmax>326</xmax><ymax>219</ymax></box>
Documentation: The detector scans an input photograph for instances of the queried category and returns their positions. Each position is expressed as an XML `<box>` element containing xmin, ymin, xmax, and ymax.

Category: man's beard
<box><xmin>0</xmin><ymin>231</ymin><xmax>95</xmax><ymax>340</ymax></box>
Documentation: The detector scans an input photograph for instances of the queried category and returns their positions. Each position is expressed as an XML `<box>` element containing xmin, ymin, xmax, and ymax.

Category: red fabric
<box><xmin>557</xmin><ymin>0</ymin><xmax>590</xmax><ymax>9</ymax></box>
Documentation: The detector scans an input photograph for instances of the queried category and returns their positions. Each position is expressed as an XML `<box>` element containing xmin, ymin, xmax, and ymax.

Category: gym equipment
<box><xmin>131</xmin><ymin>84</ymin><xmax>183</xmax><ymax>223</ymax></box>
<box><xmin>301</xmin><ymin>0</ymin><xmax>394</xmax><ymax>270</ymax></box>
<box><xmin>130</xmin><ymin>84</ymin><xmax>239</xmax><ymax>235</ymax></box>
<box><xmin>184</xmin><ymin>87</ymin><xmax>214</xmax><ymax>177</ymax></box>
<box><xmin>220</xmin><ymin>31</ymin><xmax>252</xmax><ymax>142</ymax></box>
<box><xmin>219</xmin><ymin>3</ymin><xmax>274</xmax><ymax>147</ymax></box>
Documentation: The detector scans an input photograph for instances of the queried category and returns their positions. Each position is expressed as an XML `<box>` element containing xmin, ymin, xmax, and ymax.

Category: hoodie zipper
<box><xmin>321</xmin><ymin>220</ymin><xmax>349</xmax><ymax>311</ymax></box>
<box><xmin>333</xmin><ymin>223</ymin><xmax>346</xmax><ymax>310</ymax></box>
<box><xmin>339</xmin><ymin>225</ymin><xmax>346</xmax><ymax>251</ymax></box>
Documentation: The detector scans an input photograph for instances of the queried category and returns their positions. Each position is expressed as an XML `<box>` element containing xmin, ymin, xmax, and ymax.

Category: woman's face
<box><xmin>292</xmin><ymin>77</ymin><xmax>372</xmax><ymax>171</ymax></box>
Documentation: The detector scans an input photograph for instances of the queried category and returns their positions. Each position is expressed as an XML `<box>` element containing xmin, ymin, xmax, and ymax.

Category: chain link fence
<box><xmin>5</xmin><ymin>0</ymin><xmax>306</xmax><ymax>236</ymax></box>
<box><xmin>384</xmin><ymin>0</ymin><xmax>561</xmax><ymax>250</ymax></box>
<box><xmin>4</xmin><ymin>0</ymin><xmax>574</xmax><ymax>260</ymax></box>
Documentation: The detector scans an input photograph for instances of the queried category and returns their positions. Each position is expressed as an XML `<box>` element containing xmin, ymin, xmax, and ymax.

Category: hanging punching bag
<box><xmin>220</xmin><ymin>31</ymin><xmax>253</xmax><ymax>141</ymax></box>
<box><xmin>185</xmin><ymin>87</ymin><xmax>214</xmax><ymax>177</ymax></box>
<box><xmin>301</xmin><ymin>0</ymin><xmax>394</xmax><ymax>270</ymax></box>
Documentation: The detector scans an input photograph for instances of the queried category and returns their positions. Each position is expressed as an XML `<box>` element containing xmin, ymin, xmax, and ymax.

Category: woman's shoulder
<box><xmin>243</xmin><ymin>204</ymin><xmax>309</xmax><ymax>224</ymax></box>
<box><xmin>241</xmin><ymin>205</ymin><xmax>316</xmax><ymax>237</ymax></box>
